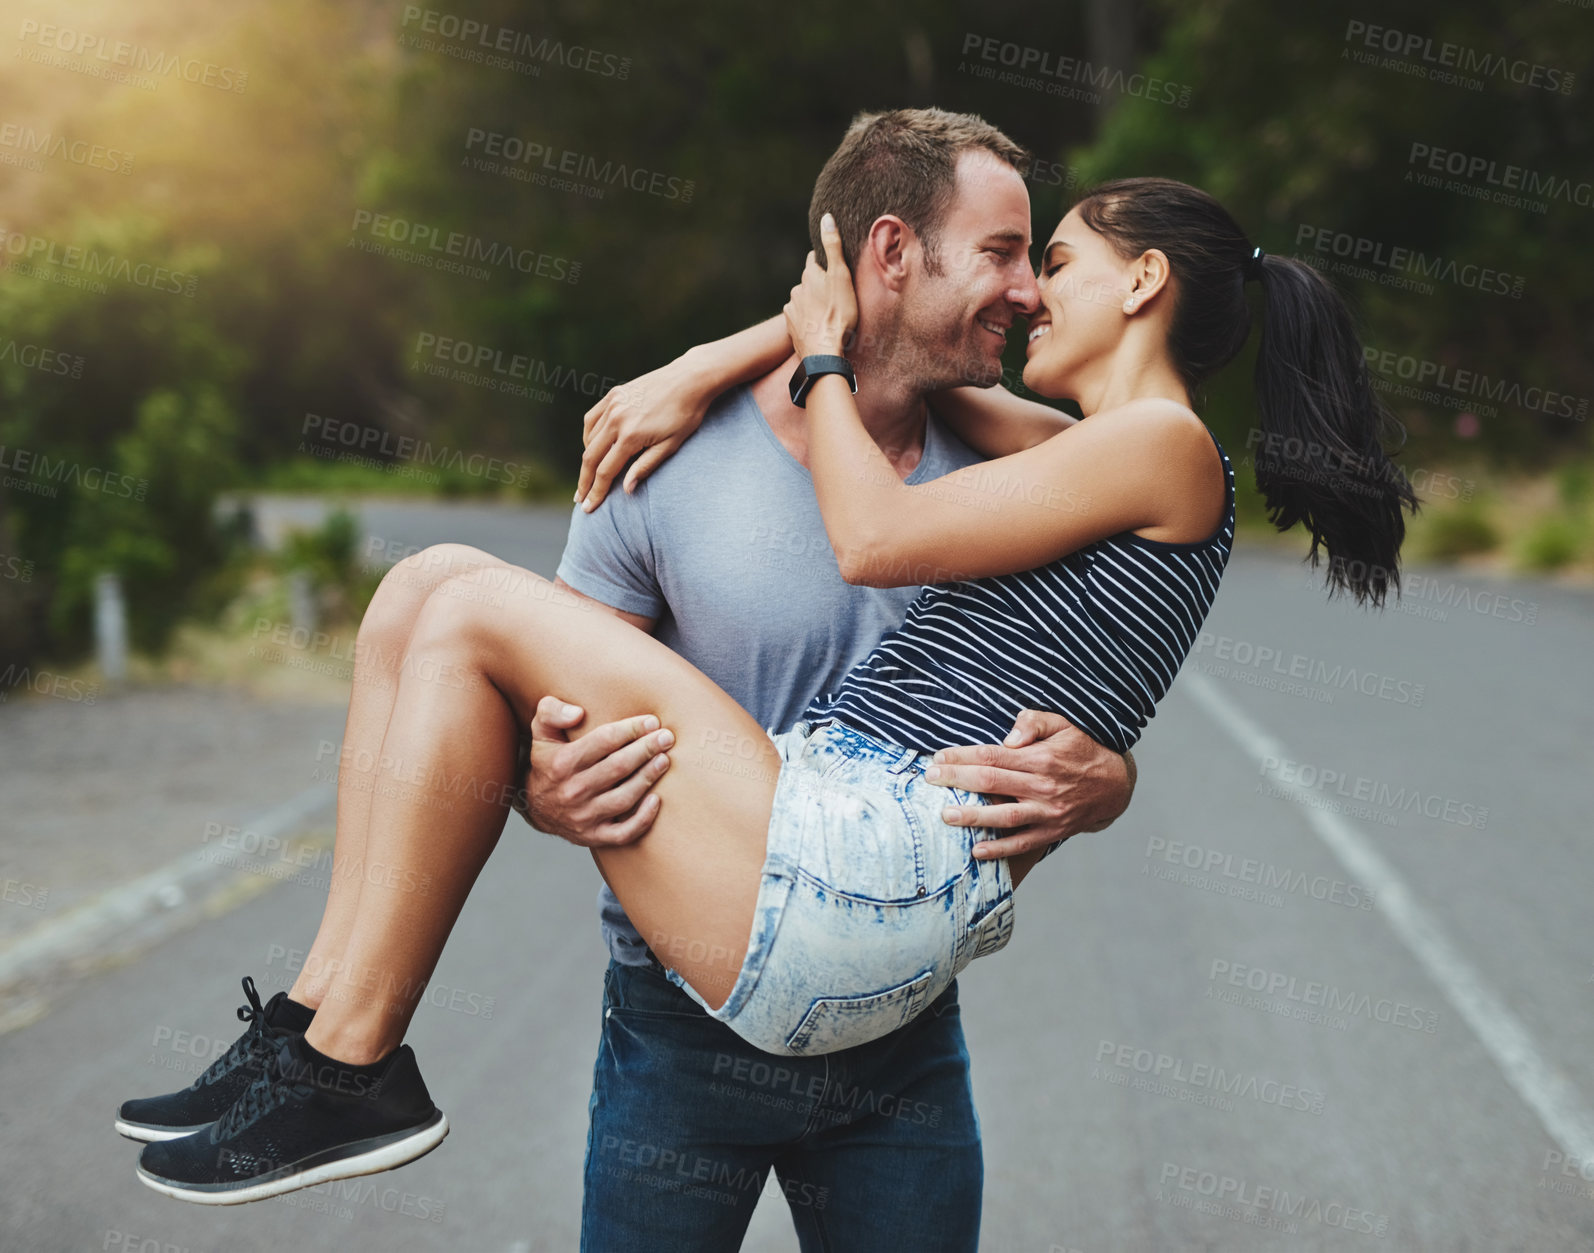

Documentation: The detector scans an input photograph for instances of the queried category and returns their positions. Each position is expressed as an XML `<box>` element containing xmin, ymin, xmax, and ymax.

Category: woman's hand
<box><xmin>577</xmin><ymin>357</ymin><xmax>716</xmax><ymax>511</ymax></box>
<box><xmin>784</xmin><ymin>212</ymin><xmax>858</xmax><ymax>360</ymax></box>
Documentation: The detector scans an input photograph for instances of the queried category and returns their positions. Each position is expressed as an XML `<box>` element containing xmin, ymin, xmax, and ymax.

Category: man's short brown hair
<box><xmin>808</xmin><ymin>108</ymin><xmax>1031</xmax><ymax>276</ymax></box>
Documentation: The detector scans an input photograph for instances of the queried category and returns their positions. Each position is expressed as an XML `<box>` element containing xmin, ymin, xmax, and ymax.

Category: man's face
<box><xmin>894</xmin><ymin>149</ymin><xmax>1040</xmax><ymax>390</ymax></box>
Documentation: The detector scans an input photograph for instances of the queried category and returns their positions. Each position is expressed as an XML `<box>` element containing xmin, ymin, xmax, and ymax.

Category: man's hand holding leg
<box><xmin>512</xmin><ymin>695</ymin><xmax>675</xmax><ymax>847</ymax></box>
<box><xmin>924</xmin><ymin>710</ymin><xmax>1137</xmax><ymax>860</ymax></box>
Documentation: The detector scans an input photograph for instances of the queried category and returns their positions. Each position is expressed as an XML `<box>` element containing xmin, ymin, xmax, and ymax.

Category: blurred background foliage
<box><xmin>0</xmin><ymin>0</ymin><xmax>1588</xmax><ymax>668</ymax></box>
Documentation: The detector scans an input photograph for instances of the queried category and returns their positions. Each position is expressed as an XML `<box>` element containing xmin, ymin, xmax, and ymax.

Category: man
<box><xmin>523</xmin><ymin>108</ymin><xmax>1135</xmax><ymax>1251</ymax></box>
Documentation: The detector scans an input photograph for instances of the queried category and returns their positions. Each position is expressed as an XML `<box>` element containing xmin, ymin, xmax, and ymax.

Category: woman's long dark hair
<box><xmin>1074</xmin><ymin>177</ymin><xmax>1418</xmax><ymax>607</ymax></box>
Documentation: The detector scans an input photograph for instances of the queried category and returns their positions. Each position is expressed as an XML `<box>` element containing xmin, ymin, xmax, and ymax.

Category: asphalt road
<box><xmin>2</xmin><ymin>498</ymin><xmax>1591</xmax><ymax>1252</ymax></box>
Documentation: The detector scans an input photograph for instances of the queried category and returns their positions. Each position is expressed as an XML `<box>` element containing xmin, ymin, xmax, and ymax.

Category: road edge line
<box><xmin>0</xmin><ymin>783</ymin><xmax>336</xmax><ymax>996</ymax></box>
<box><xmin>1183</xmin><ymin>670</ymin><xmax>1594</xmax><ymax>1168</ymax></box>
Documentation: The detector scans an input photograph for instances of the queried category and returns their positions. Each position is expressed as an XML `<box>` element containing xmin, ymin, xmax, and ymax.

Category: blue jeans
<box><xmin>580</xmin><ymin>957</ymin><xmax>983</xmax><ymax>1252</ymax></box>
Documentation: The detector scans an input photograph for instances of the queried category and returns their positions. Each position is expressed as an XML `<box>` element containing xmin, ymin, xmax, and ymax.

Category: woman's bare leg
<box><xmin>287</xmin><ymin>544</ymin><xmax>520</xmax><ymax>1010</ymax></box>
<box><xmin>303</xmin><ymin>560</ymin><xmax>782</xmax><ymax>1064</ymax></box>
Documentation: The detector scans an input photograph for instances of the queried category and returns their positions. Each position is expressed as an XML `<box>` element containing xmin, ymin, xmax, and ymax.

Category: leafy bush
<box><xmin>1418</xmin><ymin>502</ymin><xmax>1499</xmax><ymax>562</ymax></box>
<box><xmin>1556</xmin><ymin>463</ymin><xmax>1592</xmax><ymax>511</ymax></box>
<box><xmin>277</xmin><ymin>508</ymin><xmax>384</xmax><ymax>625</ymax></box>
<box><xmin>49</xmin><ymin>387</ymin><xmax>243</xmax><ymax>654</ymax></box>
<box><xmin>1515</xmin><ymin>516</ymin><xmax>1582</xmax><ymax>572</ymax></box>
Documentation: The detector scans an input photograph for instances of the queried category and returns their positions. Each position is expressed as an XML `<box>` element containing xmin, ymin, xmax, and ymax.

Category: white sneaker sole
<box><xmin>115</xmin><ymin>1119</ymin><xmax>203</xmax><ymax>1143</ymax></box>
<box><xmin>135</xmin><ymin>1113</ymin><xmax>449</xmax><ymax>1205</ymax></box>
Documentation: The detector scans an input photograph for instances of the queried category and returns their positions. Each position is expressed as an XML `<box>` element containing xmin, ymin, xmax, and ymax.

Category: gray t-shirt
<box><xmin>555</xmin><ymin>382</ymin><xmax>983</xmax><ymax>965</ymax></box>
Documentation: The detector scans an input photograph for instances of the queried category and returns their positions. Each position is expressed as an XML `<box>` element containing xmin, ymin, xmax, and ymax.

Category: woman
<box><xmin>125</xmin><ymin>178</ymin><xmax>1415</xmax><ymax>1204</ymax></box>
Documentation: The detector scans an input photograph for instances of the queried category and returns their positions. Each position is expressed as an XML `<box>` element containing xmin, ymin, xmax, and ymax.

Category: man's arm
<box><xmin>922</xmin><ymin>710</ymin><xmax>1137</xmax><ymax>858</ymax></box>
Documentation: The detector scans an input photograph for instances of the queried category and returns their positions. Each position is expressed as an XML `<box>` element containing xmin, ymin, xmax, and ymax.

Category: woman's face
<box><xmin>1021</xmin><ymin>205</ymin><xmax>1138</xmax><ymax>400</ymax></box>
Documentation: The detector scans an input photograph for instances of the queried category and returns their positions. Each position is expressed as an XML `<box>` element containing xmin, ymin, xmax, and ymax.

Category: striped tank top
<box><xmin>804</xmin><ymin>428</ymin><xmax>1235</xmax><ymax>757</ymax></box>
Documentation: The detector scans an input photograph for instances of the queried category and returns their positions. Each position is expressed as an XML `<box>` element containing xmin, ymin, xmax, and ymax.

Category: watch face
<box><xmin>789</xmin><ymin>356</ymin><xmax>853</xmax><ymax>406</ymax></box>
<box><xmin>788</xmin><ymin>360</ymin><xmax>811</xmax><ymax>406</ymax></box>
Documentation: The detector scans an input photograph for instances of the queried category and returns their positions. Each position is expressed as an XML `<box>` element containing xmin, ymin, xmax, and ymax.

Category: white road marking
<box><xmin>1183</xmin><ymin>670</ymin><xmax>1594</xmax><ymax>1168</ymax></box>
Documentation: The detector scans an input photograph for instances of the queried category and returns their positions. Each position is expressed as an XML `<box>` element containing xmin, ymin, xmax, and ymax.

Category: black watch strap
<box><xmin>788</xmin><ymin>354</ymin><xmax>856</xmax><ymax>408</ymax></box>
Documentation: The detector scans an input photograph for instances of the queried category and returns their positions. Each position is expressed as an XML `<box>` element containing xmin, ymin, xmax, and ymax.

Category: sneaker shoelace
<box><xmin>194</xmin><ymin>976</ymin><xmax>274</xmax><ymax>1089</ymax></box>
<box><xmin>212</xmin><ymin>1044</ymin><xmax>306</xmax><ymax>1141</ymax></box>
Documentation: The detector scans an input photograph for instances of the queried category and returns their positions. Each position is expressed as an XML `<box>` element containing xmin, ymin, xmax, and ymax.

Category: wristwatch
<box><xmin>788</xmin><ymin>354</ymin><xmax>857</xmax><ymax>408</ymax></box>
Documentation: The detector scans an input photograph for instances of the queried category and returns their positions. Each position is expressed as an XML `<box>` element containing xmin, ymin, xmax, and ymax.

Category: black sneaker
<box><xmin>135</xmin><ymin>1036</ymin><xmax>448</xmax><ymax>1204</ymax></box>
<box><xmin>116</xmin><ymin>976</ymin><xmax>314</xmax><ymax>1142</ymax></box>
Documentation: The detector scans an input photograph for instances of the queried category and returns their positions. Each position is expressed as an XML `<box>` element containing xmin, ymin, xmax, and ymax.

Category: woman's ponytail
<box><xmin>1074</xmin><ymin>178</ymin><xmax>1419</xmax><ymax>606</ymax></box>
<box><xmin>1250</xmin><ymin>254</ymin><xmax>1418</xmax><ymax>606</ymax></box>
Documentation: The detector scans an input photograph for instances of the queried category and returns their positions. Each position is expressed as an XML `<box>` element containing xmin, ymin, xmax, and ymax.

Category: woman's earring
<box><xmin>1123</xmin><ymin>297</ymin><xmax>1138</xmax><ymax>313</ymax></box>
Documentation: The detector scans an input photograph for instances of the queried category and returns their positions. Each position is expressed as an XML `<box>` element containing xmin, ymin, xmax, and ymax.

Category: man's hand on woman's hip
<box><xmin>922</xmin><ymin>709</ymin><xmax>1136</xmax><ymax>859</ymax></box>
<box><xmin>512</xmin><ymin>694</ymin><xmax>675</xmax><ymax>847</ymax></box>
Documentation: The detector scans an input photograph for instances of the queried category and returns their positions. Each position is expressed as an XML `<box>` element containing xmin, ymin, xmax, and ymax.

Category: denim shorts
<box><xmin>663</xmin><ymin>718</ymin><xmax>1015</xmax><ymax>1056</ymax></box>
